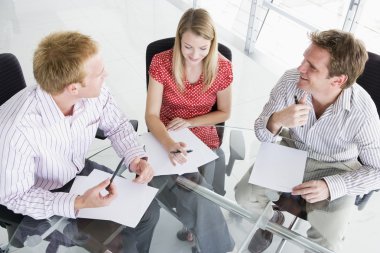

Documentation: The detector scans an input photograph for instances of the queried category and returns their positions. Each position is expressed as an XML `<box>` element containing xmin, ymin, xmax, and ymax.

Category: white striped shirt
<box><xmin>0</xmin><ymin>85</ymin><xmax>146</xmax><ymax>219</ymax></box>
<box><xmin>255</xmin><ymin>69</ymin><xmax>380</xmax><ymax>200</ymax></box>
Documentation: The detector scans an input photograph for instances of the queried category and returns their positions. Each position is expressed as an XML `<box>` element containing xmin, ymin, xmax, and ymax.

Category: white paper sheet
<box><xmin>70</xmin><ymin>169</ymin><xmax>158</xmax><ymax>228</ymax></box>
<box><xmin>139</xmin><ymin>128</ymin><xmax>219</xmax><ymax>176</ymax></box>
<box><xmin>249</xmin><ymin>142</ymin><xmax>307</xmax><ymax>192</ymax></box>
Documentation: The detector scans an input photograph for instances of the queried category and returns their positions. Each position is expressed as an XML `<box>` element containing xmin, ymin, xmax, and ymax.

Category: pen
<box><xmin>294</xmin><ymin>95</ymin><xmax>299</xmax><ymax>104</ymax></box>
<box><xmin>170</xmin><ymin>149</ymin><xmax>193</xmax><ymax>154</ymax></box>
<box><xmin>106</xmin><ymin>157</ymin><xmax>125</xmax><ymax>191</ymax></box>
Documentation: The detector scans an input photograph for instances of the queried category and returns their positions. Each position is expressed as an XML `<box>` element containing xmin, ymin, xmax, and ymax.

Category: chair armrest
<box><xmin>95</xmin><ymin>120</ymin><xmax>139</xmax><ymax>140</ymax></box>
<box><xmin>226</xmin><ymin>130</ymin><xmax>246</xmax><ymax>176</ymax></box>
<box><xmin>355</xmin><ymin>189</ymin><xmax>379</xmax><ymax>211</ymax></box>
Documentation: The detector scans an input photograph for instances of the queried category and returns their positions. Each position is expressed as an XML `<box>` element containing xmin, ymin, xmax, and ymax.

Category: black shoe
<box><xmin>176</xmin><ymin>227</ymin><xmax>194</xmax><ymax>242</ymax></box>
<box><xmin>248</xmin><ymin>210</ymin><xmax>285</xmax><ymax>253</ymax></box>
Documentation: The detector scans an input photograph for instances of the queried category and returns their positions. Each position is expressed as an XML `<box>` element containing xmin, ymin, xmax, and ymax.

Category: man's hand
<box><xmin>75</xmin><ymin>179</ymin><xmax>117</xmax><ymax>211</ymax></box>
<box><xmin>267</xmin><ymin>95</ymin><xmax>310</xmax><ymax>133</ymax></box>
<box><xmin>292</xmin><ymin>179</ymin><xmax>330</xmax><ymax>203</ymax></box>
<box><xmin>129</xmin><ymin>157</ymin><xmax>154</xmax><ymax>184</ymax></box>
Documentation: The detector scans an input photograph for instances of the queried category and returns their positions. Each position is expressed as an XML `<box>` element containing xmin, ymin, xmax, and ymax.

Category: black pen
<box><xmin>106</xmin><ymin>157</ymin><xmax>125</xmax><ymax>191</ymax></box>
<box><xmin>294</xmin><ymin>95</ymin><xmax>299</xmax><ymax>104</ymax></box>
<box><xmin>170</xmin><ymin>149</ymin><xmax>193</xmax><ymax>154</ymax></box>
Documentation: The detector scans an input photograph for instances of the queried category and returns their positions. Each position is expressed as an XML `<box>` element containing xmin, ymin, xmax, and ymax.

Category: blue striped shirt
<box><xmin>255</xmin><ymin>69</ymin><xmax>380</xmax><ymax>200</ymax></box>
<box><xmin>0</xmin><ymin>85</ymin><xmax>146</xmax><ymax>219</ymax></box>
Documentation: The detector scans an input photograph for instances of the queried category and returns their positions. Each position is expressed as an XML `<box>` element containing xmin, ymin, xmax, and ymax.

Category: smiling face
<box><xmin>180</xmin><ymin>31</ymin><xmax>211</xmax><ymax>67</ymax></box>
<box><xmin>296</xmin><ymin>43</ymin><xmax>337</xmax><ymax>96</ymax></box>
<box><xmin>77</xmin><ymin>53</ymin><xmax>107</xmax><ymax>98</ymax></box>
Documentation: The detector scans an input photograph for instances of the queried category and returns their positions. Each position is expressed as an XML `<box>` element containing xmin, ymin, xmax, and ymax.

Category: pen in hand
<box><xmin>106</xmin><ymin>157</ymin><xmax>125</xmax><ymax>191</ymax></box>
<box><xmin>294</xmin><ymin>95</ymin><xmax>299</xmax><ymax>105</ymax></box>
<box><xmin>170</xmin><ymin>149</ymin><xmax>193</xmax><ymax>154</ymax></box>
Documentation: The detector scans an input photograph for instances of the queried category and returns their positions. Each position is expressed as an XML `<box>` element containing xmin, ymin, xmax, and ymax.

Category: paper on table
<box><xmin>139</xmin><ymin>128</ymin><xmax>218</xmax><ymax>176</ymax></box>
<box><xmin>248</xmin><ymin>142</ymin><xmax>307</xmax><ymax>192</ymax></box>
<box><xmin>70</xmin><ymin>169</ymin><xmax>158</xmax><ymax>228</ymax></box>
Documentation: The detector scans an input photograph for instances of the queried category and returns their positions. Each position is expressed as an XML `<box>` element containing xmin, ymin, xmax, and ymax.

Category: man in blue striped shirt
<box><xmin>236</xmin><ymin>29</ymin><xmax>380</xmax><ymax>252</ymax></box>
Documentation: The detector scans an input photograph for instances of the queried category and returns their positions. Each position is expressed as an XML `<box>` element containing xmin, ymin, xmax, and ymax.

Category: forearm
<box><xmin>266</xmin><ymin>112</ymin><xmax>283</xmax><ymax>135</ymax></box>
<box><xmin>2</xmin><ymin>189</ymin><xmax>77</xmax><ymax>219</ymax></box>
<box><xmin>145</xmin><ymin>114</ymin><xmax>176</xmax><ymax>151</ymax></box>
<box><xmin>187</xmin><ymin>110</ymin><xmax>230</xmax><ymax>127</ymax></box>
<box><xmin>324</xmin><ymin>165</ymin><xmax>380</xmax><ymax>201</ymax></box>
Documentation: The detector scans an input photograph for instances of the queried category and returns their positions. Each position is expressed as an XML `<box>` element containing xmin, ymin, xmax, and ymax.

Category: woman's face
<box><xmin>181</xmin><ymin>31</ymin><xmax>211</xmax><ymax>66</ymax></box>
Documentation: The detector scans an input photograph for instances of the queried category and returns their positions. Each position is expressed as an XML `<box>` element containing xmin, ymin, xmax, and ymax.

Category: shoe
<box><xmin>248</xmin><ymin>210</ymin><xmax>285</xmax><ymax>253</ymax></box>
<box><xmin>176</xmin><ymin>227</ymin><xmax>194</xmax><ymax>242</ymax></box>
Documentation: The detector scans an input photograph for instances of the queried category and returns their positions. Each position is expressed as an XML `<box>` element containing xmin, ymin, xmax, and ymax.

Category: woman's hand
<box><xmin>167</xmin><ymin>117</ymin><xmax>191</xmax><ymax>131</ymax></box>
<box><xmin>167</xmin><ymin>141</ymin><xmax>189</xmax><ymax>166</ymax></box>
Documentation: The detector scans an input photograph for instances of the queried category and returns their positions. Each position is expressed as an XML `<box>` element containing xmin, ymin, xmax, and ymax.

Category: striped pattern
<box><xmin>0</xmin><ymin>85</ymin><xmax>146</xmax><ymax>219</ymax></box>
<box><xmin>255</xmin><ymin>69</ymin><xmax>380</xmax><ymax>200</ymax></box>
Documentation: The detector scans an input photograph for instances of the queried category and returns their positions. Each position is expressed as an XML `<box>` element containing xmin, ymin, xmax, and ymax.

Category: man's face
<box><xmin>181</xmin><ymin>31</ymin><xmax>211</xmax><ymax>67</ymax></box>
<box><xmin>78</xmin><ymin>53</ymin><xmax>106</xmax><ymax>98</ymax></box>
<box><xmin>296</xmin><ymin>43</ymin><xmax>335</xmax><ymax>95</ymax></box>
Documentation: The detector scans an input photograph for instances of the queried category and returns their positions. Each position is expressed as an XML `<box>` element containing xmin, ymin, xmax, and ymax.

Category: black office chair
<box><xmin>145</xmin><ymin>37</ymin><xmax>233</xmax><ymax>195</ymax></box>
<box><xmin>0</xmin><ymin>53</ymin><xmax>27</xmax><ymax>228</ymax></box>
<box><xmin>355</xmin><ymin>51</ymin><xmax>380</xmax><ymax>210</ymax></box>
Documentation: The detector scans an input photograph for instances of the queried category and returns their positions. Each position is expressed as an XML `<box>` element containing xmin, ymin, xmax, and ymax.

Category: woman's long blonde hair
<box><xmin>173</xmin><ymin>8</ymin><xmax>218</xmax><ymax>92</ymax></box>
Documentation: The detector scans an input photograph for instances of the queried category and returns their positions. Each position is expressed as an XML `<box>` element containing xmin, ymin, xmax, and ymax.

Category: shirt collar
<box><xmin>332</xmin><ymin>86</ymin><xmax>352</xmax><ymax>114</ymax></box>
<box><xmin>36</xmin><ymin>86</ymin><xmax>65</xmax><ymax>126</ymax></box>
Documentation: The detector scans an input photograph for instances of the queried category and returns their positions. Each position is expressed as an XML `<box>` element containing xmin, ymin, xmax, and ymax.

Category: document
<box><xmin>139</xmin><ymin>128</ymin><xmax>218</xmax><ymax>176</ymax></box>
<box><xmin>70</xmin><ymin>169</ymin><xmax>158</xmax><ymax>228</ymax></box>
<box><xmin>249</xmin><ymin>142</ymin><xmax>307</xmax><ymax>192</ymax></box>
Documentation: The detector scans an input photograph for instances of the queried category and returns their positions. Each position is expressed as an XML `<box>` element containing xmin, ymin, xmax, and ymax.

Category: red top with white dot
<box><xmin>149</xmin><ymin>49</ymin><xmax>233</xmax><ymax>149</ymax></box>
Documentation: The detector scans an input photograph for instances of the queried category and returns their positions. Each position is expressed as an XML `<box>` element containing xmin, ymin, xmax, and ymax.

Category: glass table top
<box><xmin>6</xmin><ymin>126</ymin><xmax>352</xmax><ymax>253</ymax></box>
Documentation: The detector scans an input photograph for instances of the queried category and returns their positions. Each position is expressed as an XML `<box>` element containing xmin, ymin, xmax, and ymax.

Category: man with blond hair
<box><xmin>0</xmin><ymin>31</ymin><xmax>159</xmax><ymax>252</ymax></box>
<box><xmin>236</xmin><ymin>29</ymin><xmax>380</xmax><ymax>252</ymax></box>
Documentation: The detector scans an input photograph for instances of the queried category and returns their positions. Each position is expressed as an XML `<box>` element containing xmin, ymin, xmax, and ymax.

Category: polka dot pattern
<box><xmin>149</xmin><ymin>49</ymin><xmax>233</xmax><ymax>149</ymax></box>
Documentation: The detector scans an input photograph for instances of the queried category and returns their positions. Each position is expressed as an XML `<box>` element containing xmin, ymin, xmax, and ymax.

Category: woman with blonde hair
<box><xmin>146</xmin><ymin>8</ymin><xmax>232</xmax><ymax>185</ymax></box>
<box><xmin>145</xmin><ymin>8</ymin><xmax>234</xmax><ymax>253</ymax></box>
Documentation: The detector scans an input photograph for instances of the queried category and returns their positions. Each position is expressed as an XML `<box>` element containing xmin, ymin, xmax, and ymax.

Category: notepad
<box><xmin>249</xmin><ymin>142</ymin><xmax>307</xmax><ymax>192</ymax></box>
<box><xmin>139</xmin><ymin>128</ymin><xmax>218</xmax><ymax>176</ymax></box>
<box><xmin>70</xmin><ymin>169</ymin><xmax>158</xmax><ymax>228</ymax></box>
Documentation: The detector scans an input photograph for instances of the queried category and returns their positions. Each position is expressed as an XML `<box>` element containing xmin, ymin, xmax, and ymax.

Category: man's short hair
<box><xmin>309</xmin><ymin>29</ymin><xmax>368</xmax><ymax>88</ymax></box>
<box><xmin>33</xmin><ymin>31</ymin><xmax>98</xmax><ymax>94</ymax></box>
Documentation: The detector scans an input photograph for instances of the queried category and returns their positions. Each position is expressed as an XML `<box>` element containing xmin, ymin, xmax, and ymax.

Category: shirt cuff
<box><xmin>124</xmin><ymin>145</ymin><xmax>148</xmax><ymax>168</ymax></box>
<box><xmin>323</xmin><ymin>175</ymin><xmax>347</xmax><ymax>201</ymax></box>
<box><xmin>51</xmin><ymin>192</ymin><xmax>78</xmax><ymax>218</ymax></box>
<box><xmin>262</xmin><ymin>116</ymin><xmax>282</xmax><ymax>142</ymax></box>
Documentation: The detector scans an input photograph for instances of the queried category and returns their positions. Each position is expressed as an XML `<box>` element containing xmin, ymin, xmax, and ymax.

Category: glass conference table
<box><xmin>6</xmin><ymin>126</ymin><xmax>340</xmax><ymax>253</ymax></box>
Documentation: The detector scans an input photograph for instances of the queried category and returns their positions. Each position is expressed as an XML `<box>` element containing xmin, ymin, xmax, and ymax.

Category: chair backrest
<box><xmin>356</xmin><ymin>51</ymin><xmax>380</xmax><ymax>116</ymax></box>
<box><xmin>0</xmin><ymin>53</ymin><xmax>26</xmax><ymax>227</ymax></box>
<box><xmin>0</xmin><ymin>53</ymin><xmax>27</xmax><ymax>106</ymax></box>
<box><xmin>145</xmin><ymin>37</ymin><xmax>232</xmax><ymax>141</ymax></box>
<box><xmin>355</xmin><ymin>51</ymin><xmax>380</xmax><ymax>210</ymax></box>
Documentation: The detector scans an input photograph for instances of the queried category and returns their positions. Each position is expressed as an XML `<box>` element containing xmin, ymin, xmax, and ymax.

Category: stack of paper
<box><xmin>139</xmin><ymin>128</ymin><xmax>218</xmax><ymax>176</ymax></box>
<box><xmin>70</xmin><ymin>169</ymin><xmax>158</xmax><ymax>228</ymax></box>
<box><xmin>249</xmin><ymin>142</ymin><xmax>307</xmax><ymax>192</ymax></box>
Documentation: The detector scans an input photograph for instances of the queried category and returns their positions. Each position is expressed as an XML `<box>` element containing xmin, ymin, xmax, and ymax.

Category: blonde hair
<box><xmin>309</xmin><ymin>29</ymin><xmax>368</xmax><ymax>88</ymax></box>
<box><xmin>33</xmin><ymin>31</ymin><xmax>98</xmax><ymax>94</ymax></box>
<box><xmin>173</xmin><ymin>8</ymin><xmax>218</xmax><ymax>91</ymax></box>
